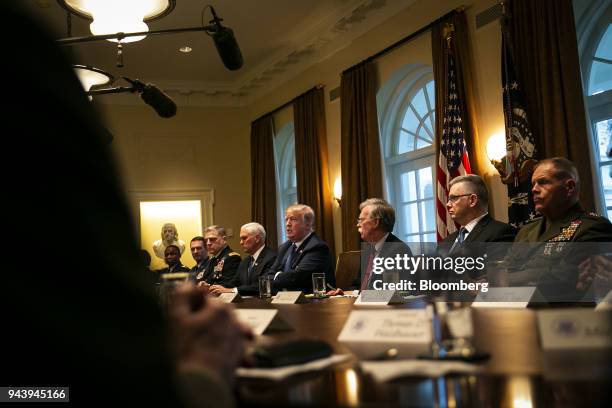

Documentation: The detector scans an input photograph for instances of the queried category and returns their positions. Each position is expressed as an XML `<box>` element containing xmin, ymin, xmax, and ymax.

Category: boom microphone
<box><xmin>140</xmin><ymin>84</ymin><xmax>177</xmax><ymax>118</ymax></box>
<box><xmin>209</xmin><ymin>7</ymin><xmax>243</xmax><ymax>71</ymax></box>
<box><xmin>125</xmin><ymin>78</ymin><xmax>177</xmax><ymax>118</ymax></box>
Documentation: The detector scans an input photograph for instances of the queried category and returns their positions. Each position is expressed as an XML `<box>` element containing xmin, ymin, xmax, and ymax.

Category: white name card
<box><xmin>537</xmin><ymin>309</ymin><xmax>612</xmax><ymax>350</ymax></box>
<box><xmin>338</xmin><ymin>310</ymin><xmax>431</xmax><ymax>343</ymax></box>
<box><xmin>472</xmin><ymin>287</ymin><xmax>538</xmax><ymax>308</ymax></box>
<box><xmin>354</xmin><ymin>290</ymin><xmax>405</xmax><ymax>306</ymax></box>
<box><xmin>272</xmin><ymin>291</ymin><xmax>305</xmax><ymax>304</ymax></box>
<box><xmin>234</xmin><ymin>309</ymin><xmax>291</xmax><ymax>335</ymax></box>
<box><xmin>218</xmin><ymin>292</ymin><xmax>241</xmax><ymax>303</ymax></box>
<box><xmin>595</xmin><ymin>290</ymin><xmax>612</xmax><ymax>311</ymax></box>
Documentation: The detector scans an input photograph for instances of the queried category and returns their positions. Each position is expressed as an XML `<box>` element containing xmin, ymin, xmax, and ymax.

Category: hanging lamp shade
<box><xmin>73</xmin><ymin>65</ymin><xmax>114</xmax><ymax>92</ymax></box>
<box><xmin>57</xmin><ymin>0</ymin><xmax>176</xmax><ymax>43</ymax></box>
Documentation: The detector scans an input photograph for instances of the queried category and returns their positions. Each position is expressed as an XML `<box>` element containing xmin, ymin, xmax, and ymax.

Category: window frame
<box><xmin>378</xmin><ymin>64</ymin><xmax>436</xmax><ymax>253</ymax></box>
<box><xmin>273</xmin><ymin>122</ymin><xmax>297</xmax><ymax>243</ymax></box>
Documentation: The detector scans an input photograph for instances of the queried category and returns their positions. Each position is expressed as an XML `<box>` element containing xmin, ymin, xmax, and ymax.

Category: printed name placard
<box><xmin>354</xmin><ymin>290</ymin><xmax>405</xmax><ymax>306</ymax></box>
<box><xmin>234</xmin><ymin>309</ymin><xmax>292</xmax><ymax>335</ymax></box>
<box><xmin>537</xmin><ymin>309</ymin><xmax>612</xmax><ymax>350</ymax></box>
<box><xmin>272</xmin><ymin>291</ymin><xmax>305</xmax><ymax>304</ymax></box>
<box><xmin>595</xmin><ymin>290</ymin><xmax>612</xmax><ymax>311</ymax></box>
<box><xmin>218</xmin><ymin>292</ymin><xmax>241</xmax><ymax>303</ymax></box>
<box><xmin>338</xmin><ymin>310</ymin><xmax>431</xmax><ymax>343</ymax></box>
<box><xmin>471</xmin><ymin>287</ymin><xmax>539</xmax><ymax>308</ymax></box>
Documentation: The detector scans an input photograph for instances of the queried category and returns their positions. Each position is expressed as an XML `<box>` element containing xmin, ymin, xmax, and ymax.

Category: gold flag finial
<box><xmin>443</xmin><ymin>23</ymin><xmax>454</xmax><ymax>49</ymax></box>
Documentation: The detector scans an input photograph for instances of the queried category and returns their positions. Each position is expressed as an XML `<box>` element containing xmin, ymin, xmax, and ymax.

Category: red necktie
<box><xmin>360</xmin><ymin>248</ymin><xmax>376</xmax><ymax>291</ymax></box>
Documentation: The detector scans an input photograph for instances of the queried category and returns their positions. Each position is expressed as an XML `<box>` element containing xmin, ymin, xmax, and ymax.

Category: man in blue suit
<box><xmin>269</xmin><ymin>204</ymin><xmax>334</xmax><ymax>293</ymax></box>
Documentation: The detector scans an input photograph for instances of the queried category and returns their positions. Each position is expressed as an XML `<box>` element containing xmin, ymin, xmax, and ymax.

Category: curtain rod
<box><xmin>252</xmin><ymin>84</ymin><xmax>323</xmax><ymax>124</ymax></box>
<box><xmin>342</xmin><ymin>7</ymin><xmax>462</xmax><ymax>74</ymax></box>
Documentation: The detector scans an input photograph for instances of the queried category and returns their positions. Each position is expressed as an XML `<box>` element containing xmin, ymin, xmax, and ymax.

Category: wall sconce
<box><xmin>333</xmin><ymin>177</ymin><xmax>342</xmax><ymax>206</ymax></box>
<box><xmin>486</xmin><ymin>132</ymin><xmax>537</xmax><ymax>185</ymax></box>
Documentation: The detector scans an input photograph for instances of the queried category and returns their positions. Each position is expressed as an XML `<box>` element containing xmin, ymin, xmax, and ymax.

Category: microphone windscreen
<box><xmin>140</xmin><ymin>85</ymin><xmax>177</xmax><ymax>118</ymax></box>
<box><xmin>212</xmin><ymin>26</ymin><xmax>243</xmax><ymax>71</ymax></box>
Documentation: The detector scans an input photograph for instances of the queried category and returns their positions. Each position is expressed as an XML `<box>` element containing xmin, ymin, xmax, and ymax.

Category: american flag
<box><xmin>436</xmin><ymin>44</ymin><xmax>472</xmax><ymax>241</ymax></box>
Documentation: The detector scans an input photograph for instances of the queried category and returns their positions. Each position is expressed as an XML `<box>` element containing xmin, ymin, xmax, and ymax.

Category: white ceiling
<box><xmin>26</xmin><ymin>0</ymin><xmax>415</xmax><ymax>106</ymax></box>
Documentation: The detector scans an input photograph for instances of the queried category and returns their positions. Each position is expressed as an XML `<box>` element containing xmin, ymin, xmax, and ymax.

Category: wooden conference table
<box><xmin>235</xmin><ymin>297</ymin><xmax>611</xmax><ymax>407</ymax></box>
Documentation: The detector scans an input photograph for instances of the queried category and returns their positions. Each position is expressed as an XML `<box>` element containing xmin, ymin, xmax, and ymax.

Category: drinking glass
<box><xmin>259</xmin><ymin>275</ymin><xmax>273</xmax><ymax>299</ymax></box>
<box><xmin>312</xmin><ymin>273</ymin><xmax>326</xmax><ymax>298</ymax></box>
<box><xmin>159</xmin><ymin>272</ymin><xmax>191</xmax><ymax>310</ymax></box>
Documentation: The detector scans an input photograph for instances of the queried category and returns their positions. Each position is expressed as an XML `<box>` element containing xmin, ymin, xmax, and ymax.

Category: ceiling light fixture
<box><xmin>57</xmin><ymin>0</ymin><xmax>176</xmax><ymax>43</ymax></box>
<box><xmin>57</xmin><ymin>4</ymin><xmax>243</xmax><ymax>71</ymax></box>
<box><xmin>73</xmin><ymin>64</ymin><xmax>114</xmax><ymax>92</ymax></box>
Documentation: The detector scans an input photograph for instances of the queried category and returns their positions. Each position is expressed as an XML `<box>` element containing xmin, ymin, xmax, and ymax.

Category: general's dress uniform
<box><xmin>505</xmin><ymin>203</ymin><xmax>612</xmax><ymax>299</ymax></box>
<box><xmin>203</xmin><ymin>246</ymin><xmax>241</xmax><ymax>287</ymax></box>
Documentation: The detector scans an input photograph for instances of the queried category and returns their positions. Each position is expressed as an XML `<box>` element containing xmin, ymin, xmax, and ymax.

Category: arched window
<box><xmin>379</xmin><ymin>64</ymin><xmax>436</xmax><ymax>252</ymax></box>
<box><xmin>274</xmin><ymin>122</ymin><xmax>297</xmax><ymax>243</ymax></box>
<box><xmin>578</xmin><ymin>0</ymin><xmax>612</xmax><ymax>219</ymax></box>
<box><xmin>589</xmin><ymin>25</ymin><xmax>612</xmax><ymax>219</ymax></box>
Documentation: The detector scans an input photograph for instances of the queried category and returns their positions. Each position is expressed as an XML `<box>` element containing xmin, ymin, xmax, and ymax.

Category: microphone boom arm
<box><xmin>57</xmin><ymin>25</ymin><xmax>218</xmax><ymax>46</ymax></box>
<box><xmin>86</xmin><ymin>86</ymin><xmax>137</xmax><ymax>96</ymax></box>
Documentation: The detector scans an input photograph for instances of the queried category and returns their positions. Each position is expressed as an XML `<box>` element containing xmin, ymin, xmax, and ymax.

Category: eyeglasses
<box><xmin>447</xmin><ymin>193</ymin><xmax>474</xmax><ymax>203</ymax></box>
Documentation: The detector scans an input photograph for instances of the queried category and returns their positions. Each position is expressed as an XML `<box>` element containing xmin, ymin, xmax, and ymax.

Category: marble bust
<box><xmin>152</xmin><ymin>223</ymin><xmax>186</xmax><ymax>259</ymax></box>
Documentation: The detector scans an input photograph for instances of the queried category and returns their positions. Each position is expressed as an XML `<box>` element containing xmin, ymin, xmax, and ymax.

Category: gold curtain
<box><xmin>432</xmin><ymin>10</ymin><xmax>482</xmax><ymax>178</ymax></box>
<box><xmin>340</xmin><ymin>61</ymin><xmax>384</xmax><ymax>252</ymax></box>
<box><xmin>506</xmin><ymin>0</ymin><xmax>595</xmax><ymax>211</ymax></box>
<box><xmin>293</xmin><ymin>87</ymin><xmax>336</xmax><ymax>258</ymax></box>
<box><xmin>250</xmin><ymin>115</ymin><xmax>278</xmax><ymax>247</ymax></box>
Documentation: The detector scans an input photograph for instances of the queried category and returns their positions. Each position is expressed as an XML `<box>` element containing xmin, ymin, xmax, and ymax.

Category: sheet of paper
<box><xmin>359</xmin><ymin>360</ymin><xmax>482</xmax><ymax>382</ymax></box>
<box><xmin>236</xmin><ymin>354</ymin><xmax>350</xmax><ymax>380</ymax></box>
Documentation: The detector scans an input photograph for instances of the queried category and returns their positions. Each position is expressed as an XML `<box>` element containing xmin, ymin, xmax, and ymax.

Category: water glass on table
<box><xmin>259</xmin><ymin>275</ymin><xmax>273</xmax><ymax>299</ymax></box>
<box><xmin>159</xmin><ymin>272</ymin><xmax>191</xmax><ymax>310</ymax></box>
<box><xmin>312</xmin><ymin>273</ymin><xmax>327</xmax><ymax>298</ymax></box>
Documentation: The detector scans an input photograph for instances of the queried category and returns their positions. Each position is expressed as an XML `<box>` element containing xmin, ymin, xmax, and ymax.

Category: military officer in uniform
<box><xmin>504</xmin><ymin>157</ymin><xmax>612</xmax><ymax>299</ymax></box>
<box><xmin>199</xmin><ymin>225</ymin><xmax>241</xmax><ymax>288</ymax></box>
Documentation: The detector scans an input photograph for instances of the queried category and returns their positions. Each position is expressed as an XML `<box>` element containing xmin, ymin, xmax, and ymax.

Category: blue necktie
<box><xmin>457</xmin><ymin>227</ymin><xmax>467</xmax><ymax>244</ymax></box>
<box><xmin>450</xmin><ymin>227</ymin><xmax>467</xmax><ymax>254</ymax></box>
<box><xmin>284</xmin><ymin>244</ymin><xmax>297</xmax><ymax>272</ymax></box>
<box><xmin>247</xmin><ymin>256</ymin><xmax>254</xmax><ymax>275</ymax></box>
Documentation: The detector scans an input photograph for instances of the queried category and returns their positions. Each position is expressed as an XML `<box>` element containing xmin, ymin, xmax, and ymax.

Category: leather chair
<box><xmin>334</xmin><ymin>250</ymin><xmax>361</xmax><ymax>289</ymax></box>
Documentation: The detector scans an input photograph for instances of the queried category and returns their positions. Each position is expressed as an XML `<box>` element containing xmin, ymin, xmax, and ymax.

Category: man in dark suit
<box><xmin>210</xmin><ymin>222</ymin><xmax>277</xmax><ymax>296</ymax></box>
<box><xmin>157</xmin><ymin>244</ymin><xmax>191</xmax><ymax>276</ymax></box>
<box><xmin>441</xmin><ymin>174</ymin><xmax>517</xmax><ymax>257</ymax></box>
<box><xmin>436</xmin><ymin>175</ymin><xmax>516</xmax><ymax>299</ymax></box>
<box><xmin>269</xmin><ymin>204</ymin><xmax>334</xmax><ymax>293</ymax></box>
<box><xmin>189</xmin><ymin>236</ymin><xmax>210</xmax><ymax>282</ymax></box>
<box><xmin>329</xmin><ymin>198</ymin><xmax>412</xmax><ymax>294</ymax></box>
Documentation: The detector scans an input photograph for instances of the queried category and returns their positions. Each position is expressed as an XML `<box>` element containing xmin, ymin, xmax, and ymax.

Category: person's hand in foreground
<box><xmin>209</xmin><ymin>285</ymin><xmax>234</xmax><ymax>296</ymax></box>
<box><xmin>169</xmin><ymin>283</ymin><xmax>253</xmax><ymax>385</ymax></box>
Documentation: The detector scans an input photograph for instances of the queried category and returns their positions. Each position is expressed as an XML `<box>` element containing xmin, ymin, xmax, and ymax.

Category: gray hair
<box><xmin>359</xmin><ymin>198</ymin><xmax>395</xmax><ymax>232</ymax></box>
<box><xmin>204</xmin><ymin>225</ymin><xmax>226</xmax><ymax>237</ymax></box>
<box><xmin>448</xmin><ymin>174</ymin><xmax>489</xmax><ymax>209</ymax></box>
<box><xmin>536</xmin><ymin>157</ymin><xmax>580</xmax><ymax>185</ymax></box>
<box><xmin>241</xmin><ymin>222</ymin><xmax>266</xmax><ymax>241</ymax></box>
<box><xmin>286</xmin><ymin>204</ymin><xmax>315</xmax><ymax>230</ymax></box>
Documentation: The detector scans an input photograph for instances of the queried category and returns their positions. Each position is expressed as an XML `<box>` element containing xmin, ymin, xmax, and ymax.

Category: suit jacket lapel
<box><xmin>291</xmin><ymin>234</ymin><xmax>315</xmax><ymax>268</ymax></box>
<box><xmin>465</xmin><ymin>215</ymin><xmax>490</xmax><ymax>243</ymax></box>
